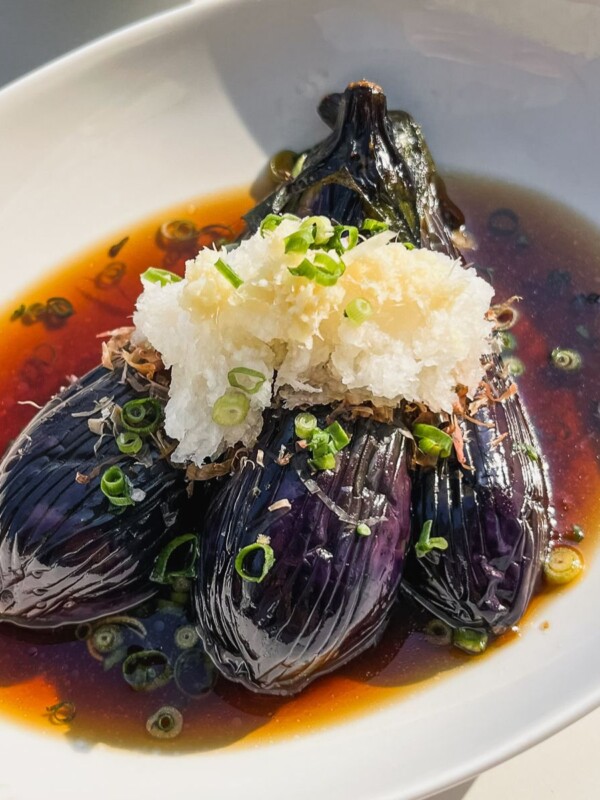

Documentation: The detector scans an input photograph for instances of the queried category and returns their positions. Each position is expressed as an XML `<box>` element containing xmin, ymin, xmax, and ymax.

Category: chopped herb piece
<box><xmin>212</xmin><ymin>389</ymin><xmax>250</xmax><ymax>426</ymax></box>
<box><xmin>108</xmin><ymin>236</ymin><xmax>129</xmax><ymax>258</ymax></box>
<box><xmin>46</xmin><ymin>297</ymin><xmax>74</xmax><ymax>319</ymax></box>
<box><xmin>123</xmin><ymin>650</ymin><xmax>172</xmax><ymax>692</ymax></box>
<box><xmin>284</xmin><ymin>226</ymin><xmax>315</xmax><ymax>254</ymax></box>
<box><xmin>313</xmin><ymin>252</ymin><xmax>345</xmax><ymax>286</ymax></box>
<box><xmin>550</xmin><ymin>347</ymin><xmax>582</xmax><ymax>371</ymax></box>
<box><xmin>227</xmin><ymin>367</ymin><xmax>267</xmax><ymax>395</ymax></box>
<box><xmin>568</xmin><ymin>524</ymin><xmax>585</xmax><ymax>543</ymax></box>
<box><xmin>294</xmin><ymin>412</ymin><xmax>318</xmax><ymax>439</ymax></box>
<box><xmin>453</xmin><ymin>628</ymin><xmax>488</xmax><ymax>655</ymax></box>
<box><xmin>356</xmin><ymin>523</ymin><xmax>372</xmax><ymax>537</ymax></box>
<box><xmin>46</xmin><ymin>701</ymin><xmax>76</xmax><ymax>725</ymax></box>
<box><xmin>503</xmin><ymin>355</ymin><xmax>525</xmax><ymax>377</ymax></box>
<box><xmin>403</xmin><ymin>242</ymin><xmax>416</xmax><ymax>250</ymax></box>
<box><xmin>291</xmin><ymin>153</ymin><xmax>307</xmax><ymax>178</ymax></box>
<box><xmin>121</xmin><ymin>397</ymin><xmax>163</xmax><ymax>435</ymax></box>
<box><xmin>310</xmin><ymin>451</ymin><xmax>336</xmax><ymax>471</ymax></box>
<box><xmin>344</xmin><ymin>297</ymin><xmax>373</xmax><ymax>325</ymax></box>
<box><xmin>23</xmin><ymin>303</ymin><xmax>47</xmax><ymax>324</ymax></box>
<box><xmin>10</xmin><ymin>304</ymin><xmax>25</xmax><ymax>322</ymax></box>
<box><xmin>499</xmin><ymin>331</ymin><xmax>517</xmax><ymax>351</ymax></box>
<box><xmin>413</xmin><ymin>423</ymin><xmax>453</xmax><ymax>459</ymax></box>
<box><xmin>329</xmin><ymin>224</ymin><xmax>359</xmax><ymax>254</ymax></box>
<box><xmin>415</xmin><ymin>520</ymin><xmax>449</xmax><ymax>558</ymax></box>
<box><xmin>302</xmin><ymin>215</ymin><xmax>335</xmax><ymax>245</ymax></box>
<box><xmin>235</xmin><ymin>542</ymin><xmax>275</xmax><ymax>583</ymax></box>
<box><xmin>544</xmin><ymin>545</ymin><xmax>584</xmax><ymax>586</ymax></box>
<box><xmin>146</xmin><ymin>706</ymin><xmax>183</xmax><ymax>739</ymax></box>
<box><xmin>259</xmin><ymin>212</ymin><xmax>299</xmax><ymax>236</ymax></box>
<box><xmin>116</xmin><ymin>431</ymin><xmax>143</xmax><ymax>455</ymax></box>
<box><xmin>174</xmin><ymin>625</ymin><xmax>200</xmax><ymax>650</ymax></box>
<box><xmin>151</xmin><ymin>533</ymin><xmax>199</xmax><ymax>584</ymax></box>
<box><xmin>157</xmin><ymin>220</ymin><xmax>198</xmax><ymax>249</ymax></box>
<box><xmin>288</xmin><ymin>257</ymin><xmax>317</xmax><ymax>280</ymax></box>
<box><xmin>91</xmin><ymin>624</ymin><xmax>124</xmax><ymax>655</ymax></box>
<box><xmin>424</xmin><ymin>619</ymin><xmax>452</xmax><ymax>646</ymax></box>
<box><xmin>141</xmin><ymin>267</ymin><xmax>182</xmax><ymax>286</ymax></box>
<box><xmin>361</xmin><ymin>218</ymin><xmax>389</xmax><ymax>233</ymax></box>
<box><xmin>95</xmin><ymin>261</ymin><xmax>126</xmax><ymax>290</ymax></box>
<box><xmin>325</xmin><ymin>421</ymin><xmax>351</xmax><ymax>451</ymax></box>
<box><xmin>214</xmin><ymin>257</ymin><xmax>243</xmax><ymax>289</ymax></box>
<box><xmin>100</xmin><ymin>466</ymin><xmax>134</xmax><ymax>507</ymax></box>
<box><xmin>513</xmin><ymin>443</ymin><xmax>540</xmax><ymax>462</ymax></box>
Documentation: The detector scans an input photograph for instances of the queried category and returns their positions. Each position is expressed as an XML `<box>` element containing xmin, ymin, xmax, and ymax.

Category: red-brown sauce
<box><xmin>0</xmin><ymin>176</ymin><xmax>598</xmax><ymax>751</ymax></box>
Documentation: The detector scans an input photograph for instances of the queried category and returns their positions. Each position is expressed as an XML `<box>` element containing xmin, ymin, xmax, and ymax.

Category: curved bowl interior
<box><xmin>0</xmin><ymin>1</ymin><xmax>599</xmax><ymax>798</ymax></box>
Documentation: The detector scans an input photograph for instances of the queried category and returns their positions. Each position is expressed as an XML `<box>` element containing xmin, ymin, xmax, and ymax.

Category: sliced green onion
<box><xmin>212</xmin><ymin>389</ymin><xmax>250</xmax><ymax>426</ymax></box>
<box><xmin>91</xmin><ymin>624</ymin><xmax>124</xmax><ymax>655</ymax></box>
<box><xmin>550</xmin><ymin>347</ymin><xmax>582</xmax><ymax>371</ymax></box>
<box><xmin>295</xmin><ymin>412</ymin><xmax>318</xmax><ymax>439</ymax></box>
<box><xmin>234</xmin><ymin>542</ymin><xmax>275</xmax><ymax>583</ymax></box>
<box><xmin>46</xmin><ymin>701</ymin><xmax>76</xmax><ymax>725</ymax></box>
<box><xmin>499</xmin><ymin>331</ymin><xmax>517</xmax><ymax>351</ymax></box>
<box><xmin>344</xmin><ymin>297</ymin><xmax>373</xmax><ymax>325</ymax></box>
<box><xmin>288</xmin><ymin>258</ymin><xmax>317</xmax><ymax>280</ymax></box>
<box><xmin>100</xmin><ymin>466</ymin><xmax>134</xmax><ymax>507</ymax></box>
<box><xmin>362</xmin><ymin>218</ymin><xmax>389</xmax><ymax>233</ymax></box>
<box><xmin>46</xmin><ymin>297</ymin><xmax>75</xmax><ymax>318</ymax></box>
<box><xmin>513</xmin><ymin>442</ymin><xmax>540</xmax><ymax>462</ymax></box>
<box><xmin>325</xmin><ymin>421</ymin><xmax>350</xmax><ymax>451</ymax></box>
<box><xmin>146</xmin><ymin>706</ymin><xmax>183</xmax><ymax>739</ymax></box>
<box><xmin>291</xmin><ymin>153</ymin><xmax>307</xmax><ymax>178</ymax></box>
<box><xmin>302</xmin><ymin>216</ymin><xmax>335</xmax><ymax>245</ymax></box>
<box><xmin>123</xmin><ymin>650</ymin><xmax>172</xmax><ymax>692</ymax></box>
<box><xmin>543</xmin><ymin>545</ymin><xmax>584</xmax><ymax>586</ymax></box>
<box><xmin>284</xmin><ymin>226</ymin><xmax>315</xmax><ymax>255</ymax></box>
<box><xmin>402</xmin><ymin>242</ymin><xmax>416</xmax><ymax>251</ymax></box>
<box><xmin>313</xmin><ymin>252</ymin><xmax>345</xmax><ymax>286</ymax></box>
<box><xmin>330</xmin><ymin>224</ymin><xmax>359</xmax><ymax>254</ymax></box>
<box><xmin>310</xmin><ymin>451</ymin><xmax>337</xmax><ymax>471</ymax></box>
<box><xmin>150</xmin><ymin>534</ymin><xmax>199</xmax><ymax>585</ymax></box>
<box><xmin>568</xmin><ymin>524</ymin><xmax>585</xmax><ymax>543</ymax></box>
<box><xmin>453</xmin><ymin>628</ymin><xmax>488</xmax><ymax>655</ymax></box>
<box><xmin>356</xmin><ymin>523</ymin><xmax>372</xmax><ymax>537</ymax></box>
<box><xmin>503</xmin><ymin>355</ymin><xmax>526</xmax><ymax>377</ymax></box>
<box><xmin>157</xmin><ymin>219</ymin><xmax>198</xmax><ymax>249</ymax></box>
<box><xmin>214</xmin><ymin>257</ymin><xmax>243</xmax><ymax>289</ymax></box>
<box><xmin>413</xmin><ymin>423</ymin><xmax>453</xmax><ymax>459</ymax></box>
<box><xmin>227</xmin><ymin>367</ymin><xmax>267</xmax><ymax>395</ymax></box>
<box><xmin>415</xmin><ymin>520</ymin><xmax>448</xmax><ymax>558</ymax></box>
<box><xmin>116</xmin><ymin>432</ymin><xmax>143</xmax><ymax>455</ymax></box>
<box><xmin>174</xmin><ymin>625</ymin><xmax>200</xmax><ymax>650</ymax></box>
<box><xmin>259</xmin><ymin>212</ymin><xmax>299</xmax><ymax>236</ymax></box>
<box><xmin>141</xmin><ymin>267</ymin><xmax>182</xmax><ymax>286</ymax></box>
<box><xmin>424</xmin><ymin>619</ymin><xmax>452</xmax><ymax>646</ymax></box>
<box><xmin>121</xmin><ymin>398</ymin><xmax>163</xmax><ymax>435</ymax></box>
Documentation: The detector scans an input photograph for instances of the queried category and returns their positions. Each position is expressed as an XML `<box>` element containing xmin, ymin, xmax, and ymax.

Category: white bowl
<box><xmin>0</xmin><ymin>1</ymin><xmax>599</xmax><ymax>798</ymax></box>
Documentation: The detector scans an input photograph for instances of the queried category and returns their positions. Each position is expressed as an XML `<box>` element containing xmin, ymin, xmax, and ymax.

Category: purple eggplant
<box><xmin>194</xmin><ymin>408</ymin><xmax>411</xmax><ymax>695</ymax></box>
<box><xmin>0</xmin><ymin>366</ymin><xmax>189</xmax><ymax>628</ymax></box>
<box><xmin>403</xmin><ymin>356</ymin><xmax>552</xmax><ymax>635</ymax></box>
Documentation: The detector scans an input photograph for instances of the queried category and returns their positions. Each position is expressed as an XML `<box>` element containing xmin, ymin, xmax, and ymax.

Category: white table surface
<box><xmin>0</xmin><ymin>1</ymin><xmax>598</xmax><ymax>798</ymax></box>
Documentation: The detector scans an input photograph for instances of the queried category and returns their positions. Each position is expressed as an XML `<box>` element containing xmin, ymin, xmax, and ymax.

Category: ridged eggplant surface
<box><xmin>0</xmin><ymin>366</ymin><xmax>188</xmax><ymax>628</ymax></box>
<box><xmin>195</xmin><ymin>409</ymin><xmax>411</xmax><ymax>694</ymax></box>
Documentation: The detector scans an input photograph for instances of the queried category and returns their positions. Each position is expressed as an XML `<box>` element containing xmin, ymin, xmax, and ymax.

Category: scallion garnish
<box><xmin>312</xmin><ymin>252</ymin><xmax>346</xmax><ymax>286</ymax></box>
<box><xmin>234</xmin><ymin>542</ymin><xmax>275</xmax><ymax>583</ymax></box>
<box><xmin>356</xmin><ymin>523</ymin><xmax>372</xmax><ymax>537</ymax></box>
<box><xmin>362</xmin><ymin>218</ymin><xmax>389</xmax><ymax>233</ymax></box>
<box><xmin>123</xmin><ymin>650</ymin><xmax>173</xmax><ymax>691</ymax></box>
<box><xmin>568</xmin><ymin>524</ymin><xmax>585</xmax><ymax>543</ymax></box>
<box><xmin>227</xmin><ymin>367</ymin><xmax>267</xmax><ymax>395</ymax></box>
<box><xmin>259</xmin><ymin>212</ymin><xmax>299</xmax><ymax>236</ymax></box>
<box><xmin>453</xmin><ymin>627</ymin><xmax>488</xmax><ymax>655</ymax></box>
<box><xmin>150</xmin><ymin>533</ymin><xmax>199</xmax><ymax>584</ymax></box>
<box><xmin>413</xmin><ymin>423</ymin><xmax>453</xmax><ymax>460</ymax></box>
<box><xmin>100</xmin><ymin>466</ymin><xmax>134</xmax><ymax>507</ymax></box>
<box><xmin>303</xmin><ymin>216</ymin><xmax>335</xmax><ymax>245</ymax></box>
<box><xmin>146</xmin><ymin>706</ymin><xmax>183</xmax><ymax>740</ymax></box>
<box><xmin>310</xmin><ymin>451</ymin><xmax>337</xmax><ymax>471</ymax></box>
<box><xmin>211</xmin><ymin>390</ymin><xmax>250</xmax><ymax>426</ymax></box>
<box><xmin>550</xmin><ymin>347</ymin><xmax>582</xmax><ymax>371</ymax></box>
<box><xmin>330</xmin><ymin>224</ymin><xmax>359</xmax><ymax>255</ymax></box>
<box><xmin>121</xmin><ymin>397</ymin><xmax>163</xmax><ymax>435</ymax></box>
<box><xmin>116</xmin><ymin>431</ymin><xmax>143</xmax><ymax>455</ymax></box>
<box><xmin>214</xmin><ymin>257</ymin><xmax>243</xmax><ymax>289</ymax></box>
<box><xmin>141</xmin><ymin>267</ymin><xmax>182</xmax><ymax>286</ymax></box>
<box><xmin>284</xmin><ymin>226</ymin><xmax>315</xmax><ymax>255</ymax></box>
<box><xmin>46</xmin><ymin>297</ymin><xmax>75</xmax><ymax>318</ymax></box>
<box><xmin>513</xmin><ymin>442</ymin><xmax>540</xmax><ymax>462</ymax></box>
<box><xmin>288</xmin><ymin>258</ymin><xmax>317</xmax><ymax>280</ymax></box>
<box><xmin>294</xmin><ymin>412</ymin><xmax>318</xmax><ymax>439</ymax></box>
<box><xmin>402</xmin><ymin>242</ymin><xmax>416</xmax><ymax>251</ymax></box>
<box><xmin>325</xmin><ymin>421</ymin><xmax>351</xmax><ymax>451</ymax></box>
<box><xmin>415</xmin><ymin>520</ymin><xmax>448</xmax><ymax>558</ymax></box>
<box><xmin>344</xmin><ymin>297</ymin><xmax>373</xmax><ymax>325</ymax></box>
<box><xmin>543</xmin><ymin>545</ymin><xmax>584</xmax><ymax>586</ymax></box>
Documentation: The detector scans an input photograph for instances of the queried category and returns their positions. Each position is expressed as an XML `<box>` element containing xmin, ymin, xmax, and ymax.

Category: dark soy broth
<box><xmin>0</xmin><ymin>176</ymin><xmax>598</xmax><ymax>751</ymax></box>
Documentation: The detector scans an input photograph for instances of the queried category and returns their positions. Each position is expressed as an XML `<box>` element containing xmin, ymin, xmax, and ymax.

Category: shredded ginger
<box><xmin>133</xmin><ymin>218</ymin><xmax>495</xmax><ymax>465</ymax></box>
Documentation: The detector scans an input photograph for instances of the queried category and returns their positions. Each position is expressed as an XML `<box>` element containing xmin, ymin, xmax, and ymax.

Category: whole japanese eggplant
<box><xmin>0</xmin><ymin>365</ymin><xmax>189</xmax><ymax>628</ymax></box>
<box><xmin>195</xmin><ymin>408</ymin><xmax>411</xmax><ymax>695</ymax></box>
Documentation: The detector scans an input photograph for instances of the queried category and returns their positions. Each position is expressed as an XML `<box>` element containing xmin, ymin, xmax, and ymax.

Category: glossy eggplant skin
<box><xmin>0</xmin><ymin>366</ymin><xmax>189</xmax><ymax>629</ymax></box>
<box><xmin>195</xmin><ymin>409</ymin><xmax>411</xmax><ymax>695</ymax></box>
<box><xmin>404</xmin><ymin>355</ymin><xmax>552</xmax><ymax>634</ymax></box>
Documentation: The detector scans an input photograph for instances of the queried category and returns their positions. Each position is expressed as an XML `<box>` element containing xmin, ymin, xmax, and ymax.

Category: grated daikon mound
<box><xmin>133</xmin><ymin>218</ymin><xmax>495</xmax><ymax>465</ymax></box>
